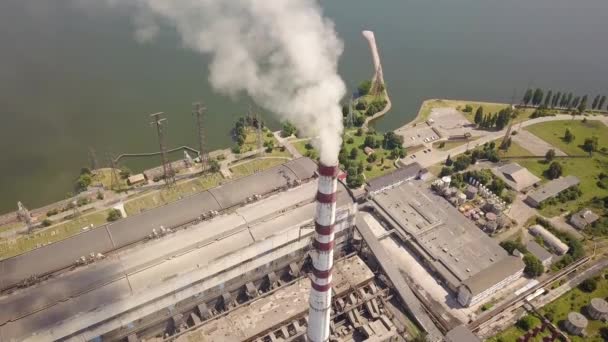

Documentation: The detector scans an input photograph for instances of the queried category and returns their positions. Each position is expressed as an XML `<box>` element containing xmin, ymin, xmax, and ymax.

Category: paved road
<box><xmin>512</xmin><ymin>130</ymin><xmax>567</xmax><ymax>156</ymax></box>
<box><xmin>402</xmin><ymin>114</ymin><xmax>608</xmax><ymax>168</ymax></box>
<box><xmin>274</xmin><ymin>131</ymin><xmax>302</xmax><ymax>158</ymax></box>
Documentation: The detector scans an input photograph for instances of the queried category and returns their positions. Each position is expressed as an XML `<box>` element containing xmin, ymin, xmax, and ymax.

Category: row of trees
<box><xmin>499</xmin><ymin>240</ymin><xmax>544</xmax><ymax>277</ymax></box>
<box><xmin>522</xmin><ymin>88</ymin><xmax>607</xmax><ymax>113</ymax></box>
<box><xmin>474</xmin><ymin>106</ymin><xmax>513</xmax><ymax>130</ymax></box>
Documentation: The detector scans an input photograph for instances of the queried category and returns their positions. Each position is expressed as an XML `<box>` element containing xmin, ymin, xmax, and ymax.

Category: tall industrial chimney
<box><xmin>307</xmin><ymin>162</ymin><xmax>339</xmax><ymax>342</ymax></box>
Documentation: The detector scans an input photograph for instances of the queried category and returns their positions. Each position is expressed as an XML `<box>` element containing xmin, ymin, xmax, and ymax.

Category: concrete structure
<box><xmin>526</xmin><ymin>240</ymin><xmax>553</xmax><ymax>268</ymax></box>
<box><xmin>371</xmin><ymin>181</ymin><xmax>524</xmax><ymax>307</ymax></box>
<box><xmin>492</xmin><ymin>163</ymin><xmax>540</xmax><ymax>192</ymax></box>
<box><xmin>127</xmin><ymin>173</ymin><xmax>146</xmax><ymax>186</ymax></box>
<box><xmin>564</xmin><ymin>311</ymin><xmax>588</xmax><ymax>335</ymax></box>
<box><xmin>308</xmin><ymin>163</ymin><xmax>339</xmax><ymax>342</ymax></box>
<box><xmin>0</xmin><ymin>180</ymin><xmax>357</xmax><ymax>341</ymax></box>
<box><xmin>588</xmin><ymin>297</ymin><xmax>608</xmax><ymax>321</ymax></box>
<box><xmin>524</xmin><ymin>176</ymin><xmax>580</xmax><ymax>208</ymax></box>
<box><xmin>445</xmin><ymin>325</ymin><xmax>481</xmax><ymax>342</ymax></box>
<box><xmin>366</xmin><ymin>162</ymin><xmax>422</xmax><ymax>195</ymax></box>
<box><xmin>529</xmin><ymin>224</ymin><xmax>569</xmax><ymax>255</ymax></box>
<box><xmin>0</xmin><ymin>158</ymin><xmax>317</xmax><ymax>292</ymax></box>
<box><xmin>570</xmin><ymin>208</ymin><xmax>600</xmax><ymax>230</ymax></box>
<box><xmin>364</xmin><ymin>146</ymin><xmax>375</xmax><ymax>155</ymax></box>
<box><xmin>457</xmin><ymin>255</ymin><xmax>524</xmax><ymax>307</ymax></box>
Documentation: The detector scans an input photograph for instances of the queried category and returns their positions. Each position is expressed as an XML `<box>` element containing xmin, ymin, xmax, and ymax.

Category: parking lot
<box><xmin>396</xmin><ymin>124</ymin><xmax>440</xmax><ymax>148</ymax></box>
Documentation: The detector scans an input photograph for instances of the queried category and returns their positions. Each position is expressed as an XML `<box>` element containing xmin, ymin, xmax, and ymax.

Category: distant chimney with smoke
<box><xmin>307</xmin><ymin>162</ymin><xmax>339</xmax><ymax>342</ymax></box>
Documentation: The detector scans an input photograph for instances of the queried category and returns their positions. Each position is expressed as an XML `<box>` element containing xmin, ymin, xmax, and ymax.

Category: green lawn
<box><xmin>0</xmin><ymin>221</ymin><xmax>25</xmax><ymax>234</ymax></box>
<box><xmin>514</xmin><ymin>156</ymin><xmax>608</xmax><ymax>217</ymax></box>
<box><xmin>0</xmin><ymin>209</ymin><xmax>110</xmax><ymax>260</ymax></box>
<box><xmin>538</xmin><ymin>272</ymin><xmax>608</xmax><ymax>342</ymax></box>
<box><xmin>498</xmin><ymin>141</ymin><xmax>536</xmax><ymax>157</ymax></box>
<box><xmin>92</xmin><ymin>168</ymin><xmax>128</xmax><ymax>190</ymax></box>
<box><xmin>525</xmin><ymin>120</ymin><xmax>608</xmax><ymax>156</ymax></box>
<box><xmin>432</xmin><ymin>139</ymin><xmax>470</xmax><ymax>151</ymax></box>
<box><xmin>240</xmin><ymin>128</ymin><xmax>291</xmax><ymax>158</ymax></box>
<box><xmin>230</xmin><ymin>158</ymin><xmax>288</xmax><ymax>178</ymax></box>
<box><xmin>124</xmin><ymin>172</ymin><xmax>223</xmax><ymax>215</ymax></box>
<box><xmin>343</xmin><ymin>129</ymin><xmax>397</xmax><ymax>180</ymax></box>
<box><xmin>291</xmin><ymin>139</ymin><xmax>316</xmax><ymax>159</ymax></box>
<box><xmin>415</xmin><ymin>99</ymin><xmax>534</xmax><ymax>125</ymax></box>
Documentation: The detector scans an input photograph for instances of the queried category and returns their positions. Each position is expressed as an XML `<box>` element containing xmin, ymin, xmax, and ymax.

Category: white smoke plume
<box><xmin>107</xmin><ymin>0</ymin><xmax>346</xmax><ymax>165</ymax></box>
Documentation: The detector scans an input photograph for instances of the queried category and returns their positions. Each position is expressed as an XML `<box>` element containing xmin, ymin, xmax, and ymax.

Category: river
<box><xmin>1</xmin><ymin>0</ymin><xmax>607</xmax><ymax>214</ymax></box>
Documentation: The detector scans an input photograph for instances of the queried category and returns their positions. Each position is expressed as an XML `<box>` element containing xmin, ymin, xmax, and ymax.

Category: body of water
<box><xmin>1</xmin><ymin>0</ymin><xmax>607</xmax><ymax>213</ymax></box>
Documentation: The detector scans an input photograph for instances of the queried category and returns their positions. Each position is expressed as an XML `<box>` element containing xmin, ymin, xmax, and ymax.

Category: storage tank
<box><xmin>588</xmin><ymin>298</ymin><xmax>608</xmax><ymax>321</ymax></box>
<box><xmin>564</xmin><ymin>312</ymin><xmax>587</xmax><ymax>335</ymax></box>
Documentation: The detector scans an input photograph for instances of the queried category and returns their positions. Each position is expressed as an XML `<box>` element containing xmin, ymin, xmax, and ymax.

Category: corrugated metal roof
<box><xmin>461</xmin><ymin>255</ymin><xmax>524</xmax><ymax>296</ymax></box>
<box><xmin>526</xmin><ymin>175</ymin><xmax>580</xmax><ymax>203</ymax></box>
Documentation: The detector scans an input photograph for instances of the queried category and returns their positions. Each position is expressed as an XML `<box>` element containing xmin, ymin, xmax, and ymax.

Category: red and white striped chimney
<box><xmin>307</xmin><ymin>162</ymin><xmax>339</xmax><ymax>342</ymax></box>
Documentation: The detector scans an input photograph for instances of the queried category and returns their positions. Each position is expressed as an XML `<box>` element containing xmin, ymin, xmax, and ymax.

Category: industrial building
<box><xmin>0</xmin><ymin>157</ymin><xmax>454</xmax><ymax>342</ymax></box>
<box><xmin>526</xmin><ymin>240</ymin><xmax>554</xmax><ymax>268</ymax></box>
<box><xmin>492</xmin><ymin>163</ymin><xmax>540</xmax><ymax>192</ymax></box>
<box><xmin>588</xmin><ymin>298</ymin><xmax>608</xmax><ymax>321</ymax></box>
<box><xmin>369</xmin><ymin>181</ymin><xmax>524</xmax><ymax>307</ymax></box>
<box><xmin>528</xmin><ymin>224</ymin><xmax>569</xmax><ymax>255</ymax></box>
<box><xmin>524</xmin><ymin>176</ymin><xmax>580</xmax><ymax>208</ymax></box>
<box><xmin>570</xmin><ymin>208</ymin><xmax>600</xmax><ymax>230</ymax></box>
<box><xmin>366</xmin><ymin>163</ymin><xmax>422</xmax><ymax>195</ymax></box>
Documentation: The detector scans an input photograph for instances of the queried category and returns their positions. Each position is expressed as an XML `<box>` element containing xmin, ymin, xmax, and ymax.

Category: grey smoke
<box><xmin>107</xmin><ymin>0</ymin><xmax>346</xmax><ymax>165</ymax></box>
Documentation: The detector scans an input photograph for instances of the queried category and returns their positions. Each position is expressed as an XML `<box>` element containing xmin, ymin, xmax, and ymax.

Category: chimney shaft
<box><xmin>307</xmin><ymin>163</ymin><xmax>339</xmax><ymax>342</ymax></box>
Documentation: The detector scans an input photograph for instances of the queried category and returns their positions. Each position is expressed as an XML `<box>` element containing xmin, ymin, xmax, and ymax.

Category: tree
<box><xmin>367</xmin><ymin>153</ymin><xmax>377</xmax><ymax>163</ymax></box>
<box><xmin>565</xmin><ymin>92</ymin><xmax>573</xmax><ymax>108</ymax></box>
<box><xmin>453</xmin><ymin>155</ymin><xmax>472</xmax><ymax>171</ymax></box>
<box><xmin>522</xmin><ymin>88</ymin><xmax>533</xmax><ymax>105</ymax></box>
<box><xmin>209</xmin><ymin>159</ymin><xmax>221</xmax><ymax>173</ymax></box>
<box><xmin>357</xmin><ymin>161</ymin><xmax>364</xmax><ymax>174</ymax></box>
<box><xmin>517</xmin><ymin>315</ymin><xmax>539</xmax><ymax>331</ymax></box>
<box><xmin>281</xmin><ymin>121</ymin><xmax>297</xmax><ymax>137</ymax></box>
<box><xmin>592</xmin><ymin>95</ymin><xmax>601</xmax><ymax>110</ymax></box>
<box><xmin>474</xmin><ymin>106</ymin><xmax>484</xmax><ymax>125</ymax></box>
<box><xmin>107</xmin><ymin>209</ymin><xmax>123</xmax><ymax>222</ymax></box>
<box><xmin>564</xmin><ymin>128</ymin><xmax>574</xmax><ymax>143</ymax></box>
<box><xmin>583</xmin><ymin>136</ymin><xmax>598</xmax><ymax>152</ymax></box>
<box><xmin>500</xmin><ymin>240</ymin><xmax>526</xmax><ymax>254</ymax></box>
<box><xmin>75</xmin><ymin>173</ymin><xmax>92</xmax><ymax>192</ymax></box>
<box><xmin>364</xmin><ymin>135</ymin><xmax>376</xmax><ymax>148</ymax></box>
<box><xmin>598</xmin><ymin>95</ymin><xmax>607</xmax><ymax>111</ymax></box>
<box><xmin>445</xmin><ymin>154</ymin><xmax>453</xmax><ymax>166</ymax></box>
<box><xmin>41</xmin><ymin>219</ymin><xmax>53</xmax><ymax>227</ymax></box>
<box><xmin>544</xmin><ymin>90</ymin><xmax>552</xmax><ymax>108</ymax></box>
<box><xmin>349</xmin><ymin>147</ymin><xmax>359</xmax><ymax>160</ymax></box>
<box><xmin>439</xmin><ymin>167</ymin><xmax>453</xmax><ymax>177</ymax></box>
<box><xmin>578</xmin><ymin>94</ymin><xmax>588</xmax><ymax>113</ymax></box>
<box><xmin>545</xmin><ymin>149</ymin><xmax>556</xmax><ymax>162</ymax></box>
<box><xmin>532</xmin><ymin>88</ymin><xmax>544</xmax><ymax>106</ymax></box>
<box><xmin>546</xmin><ymin>161</ymin><xmax>562</xmax><ymax>179</ymax></box>
<box><xmin>495</xmin><ymin>109</ymin><xmax>511</xmax><ymax>130</ymax></box>
<box><xmin>357</xmin><ymin>80</ymin><xmax>372</xmax><ymax>96</ymax></box>
<box><xmin>572</xmin><ymin>96</ymin><xmax>581</xmax><ymax>109</ymax></box>
<box><xmin>579</xmin><ymin>278</ymin><xmax>597</xmax><ymax>292</ymax></box>
<box><xmin>523</xmin><ymin>254</ymin><xmax>544</xmax><ymax>277</ymax></box>
<box><xmin>382</xmin><ymin>132</ymin><xmax>404</xmax><ymax>150</ymax></box>
<box><xmin>552</xmin><ymin>91</ymin><xmax>561</xmax><ymax>108</ymax></box>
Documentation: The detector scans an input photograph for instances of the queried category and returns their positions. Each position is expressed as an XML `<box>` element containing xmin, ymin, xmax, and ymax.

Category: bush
<box><xmin>357</xmin><ymin>80</ymin><xmax>372</xmax><ymax>96</ymax></box>
<box><xmin>365</xmin><ymin>165</ymin><xmax>373</xmax><ymax>171</ymax></box>
<box><xmin>41</xmin><ymin>219</ymin><xmax>53</xmax><ymax>227</ymax></box>
<box><xmin>500</xmin><ymin>240</ymin><xmax>526</xmax><ymax>254</ymax></box>
<box><xmin>107</xmin><ymin>209</ymin><xmax>123</xmax><ymax>222</ymax></box>
<box><xmin>96</xmin><ymin>191</ymin><xmax>104</xmax><ymax>200</ymax></box>
<box><xmin>579</xmin><ymin>278</ymin><xmax>597</xmax><ymax>292</ymax></box>
<box><xmin>516</xmin><ymin>315</ymin><xmax>539</xmax><ymax>331</ymax></box>
<box><xmin>355</xmin><ymin>128</ymin><xmax>363</xmax><ymax>136</ymax></box>
<box><xmin>75</xmin><ymin>174</ymin><xmax>92</xmax><ymax>192</ymax></box>
<box><xmin>346</xmin><ymin>137</ymin><xmax>354</xmax><ymax>144</ymax></box>
<box><xmin>281</xmin><ymin>121</ymin><xmax>297</xmax><ymax>137</ymax></box>
<box><xmin>523</xmin><ymin>254</ymin><xmax>544</xmax><ymax>277</ymax></box>
<box><xmin>119</xmin><ymin>167</ymin><xmax>131</xmax><ymax>179</ymax></box>
<box><xmin>231</xmin><ymin>145</ymin><xmax>241</xmax><ymax>154</ymax></box>
<box><xmin>209</xmin><ymin>159</ymin><xmax>221</xmax><ymax>173</ymax></box>
<box><xmin>463</xmin><ymin>105</ymin><xmax>473</xmax><ymax>113</ymax></box>
<box><xmin>46</xmin><ymin>209</ymin><xmax>59</xmax><ymax>217</ymax></box>
<box><xmin>367</xmin><ymin>153</ymin><xmax>377</xmax><ymax>163</ymax></box>
<box><xmin>546</xmin><ymin>161</ymin><xmax>562</xmax><ymax>179</ymax></box>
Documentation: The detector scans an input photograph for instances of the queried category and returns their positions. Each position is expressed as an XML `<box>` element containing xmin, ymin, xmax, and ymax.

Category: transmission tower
<box><xmin>254</xmin><ymin>110</ymin><xmax>264</xmax><ymax>155</ymax></box>
<box><xmin>88</xmin><ymin>147</ymin><xmax>98</xmax><ymax>171</ymax></box>
<box><xmin>106</xmin><ymin>153</ymin><xmax>120</xmax><ymax>191</ymax></box>
<box><xmin>192</xmin><ymin>102</ymin><xmax>208</xmax><ymax>172</ymax></box>
<box><xmin>150</xmin><ymin>112</ymin><xmax>175</xmax><ymax>185</ymax></box>
<box><xmin>17</xmin><ymin>201</ymin><xmax>35</xmax><ymax>233</ymax></box>
<box><xmin>347</xmin><ymin>94</ymin><xmax>354</xmax><ymax>128</ymax></box>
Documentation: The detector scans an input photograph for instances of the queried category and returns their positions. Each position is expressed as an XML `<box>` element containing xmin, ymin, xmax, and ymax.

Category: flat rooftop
<box><xmin>372</xmin><ymin>182</ymin><xmax>509</xmax><ymax>289</ymax></box>
<box><xmin>526</xmin><ymin>175</ymin><xmax>580</xmax><ymax>203</ymax></box>
<box><xmin>176</xmin><ymin>256</ymin><xmax>374</xmax><ymax>342</ymax></box>
<box><xmin>0</xmin><ymin>181</ymin><xmax>354</xmax><ymax>342</ymax></box>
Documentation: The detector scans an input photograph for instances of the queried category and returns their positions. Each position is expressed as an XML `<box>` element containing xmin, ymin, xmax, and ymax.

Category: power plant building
<box><xmin>370</xmin><ymin>181</ymin><xmax>524</xmax><ymax>308</ymax></box>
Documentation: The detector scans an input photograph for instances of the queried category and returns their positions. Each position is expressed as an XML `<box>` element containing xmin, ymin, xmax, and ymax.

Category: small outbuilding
<box><xmin>364</xmin><ymin>146</ymin><xmax>375</xmax><ymax>156</ymax></box>
<box><xmin>127</xmin><ymin>173</ymin><xmax>146</xmax><ymax>186</ymax></box>
<box><xmin>528</xmin><ymin>225</ymin><xmax>569</xmax><ymax>255</ymax></box>
<box><xmin>588</xmin><ymin>298</ymin><xmax>608</xmax><ymax>321</ymax></box>
<box><xmin>493</xmin><ymin>163</ymin><xmax>541</xmax><ymax>192</ymax></box>
<box><xmin>564</xmin><ymin>311</ymin><xmax>587</xmax><ymax>335</ymax></box>
<box><xmin>570</xmin><ymin>208</ymin><xmax>600</xmax><ymax>230</ymax></box>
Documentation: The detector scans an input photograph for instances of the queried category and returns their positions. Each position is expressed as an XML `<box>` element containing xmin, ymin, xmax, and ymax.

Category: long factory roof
<box><xmin>0</xmin><ymin>157</ymin><xmax>317</xmax><ymax>292</ymax></box>
<box><xmin>0</xmin><ymin>180</ymin><xmax>354</xmax><ymax>342</ymax></box>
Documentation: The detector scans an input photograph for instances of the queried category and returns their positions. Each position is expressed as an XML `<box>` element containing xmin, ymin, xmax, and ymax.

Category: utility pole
<box><xmin>255</xmin><ymin>110</ymin><xmax>264</xmax><ymax>156</ymax></box>
<box><xmin>17</xmin><ymin>201</ymin><xmax>34</xmax><ymax>233</ymax></box>
<box><xmin>150</xmin><ymin>112</ymin><xmax>175</xmax><ymax>186</ymax></box>
<box><xmin>192</xmin><ymin>102</ymin><xmax>208</xmax><ymax>172</ymax></box>
<box><xmin>107</xmin><ymin>153</ymin><xmax>119</xmax><ymax>191</ymax></box>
